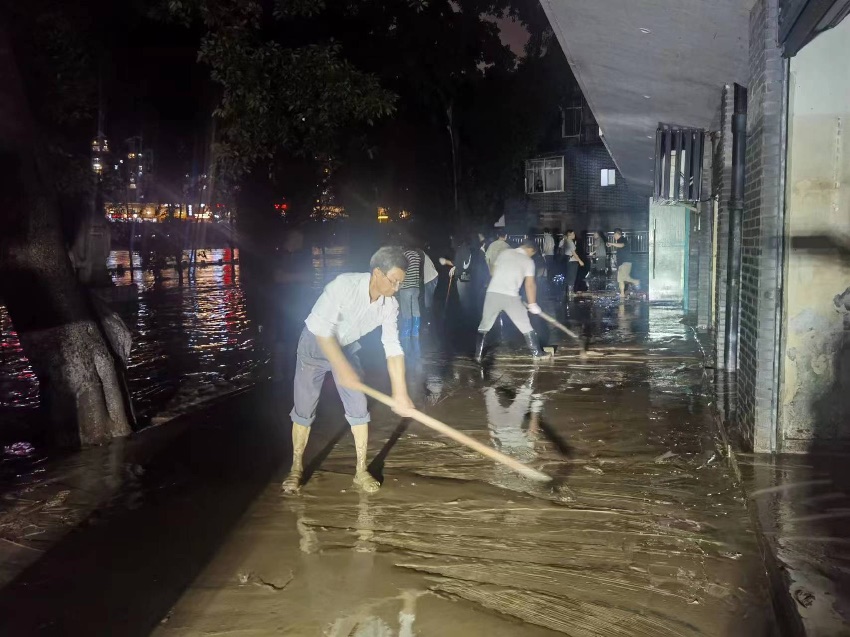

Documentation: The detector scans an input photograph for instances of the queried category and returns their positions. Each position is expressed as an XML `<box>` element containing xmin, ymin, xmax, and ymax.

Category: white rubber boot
<box><xmin>281</xmin><ymin>422</ymin><xmax>310</xmax><ymax>494</ymax></box>
<box><xmin>351</xmin><ymin>424</ymin><xmax>381</xmax><ymax>493</ymax></box>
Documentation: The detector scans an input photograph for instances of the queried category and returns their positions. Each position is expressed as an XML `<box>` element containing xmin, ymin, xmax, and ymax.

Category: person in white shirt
<box><xmin>282</xmin><ymin>246</ymin><xmax>416</xmax><ymax>495</ymax></box>
<box><xmin>485</xmin><ymin>230</ymin><xmax>511</xmax><ymax>273</ymax></box>
<box><xmin>422</xmin><ymin>251</ymin><xmax>438</xmax><ymax>318</ymax></box>
<box><xmin>542</xmin><ymin>228</ymin><xmax>555</xmax><ymax>261</ymax></box>
<box><xmin>475</xmin><ymin>239</ymin><xmax>546</xmax><ymax>362</ymax></box>
<box><xmin>558</xmin><ymin>229</ymin><xmax>584</xmax><ymax>298</ymax></box>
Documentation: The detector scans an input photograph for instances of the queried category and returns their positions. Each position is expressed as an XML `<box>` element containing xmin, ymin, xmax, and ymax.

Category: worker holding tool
<box><xmin>281</xmin><ymin>246</ymin><xmax>416</xmax><ymax>495</ymax></box>
<box><xmin>475</xmin><ymin>239</ymin><xmax>548</xmax><ymax>362</ymax></box>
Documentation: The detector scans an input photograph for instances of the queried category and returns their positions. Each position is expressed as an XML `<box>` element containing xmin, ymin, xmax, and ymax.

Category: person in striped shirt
<box><xmin>399</xmin><ymin>247</ymin><xmax>423</xmax><ymax>338</ymax></box>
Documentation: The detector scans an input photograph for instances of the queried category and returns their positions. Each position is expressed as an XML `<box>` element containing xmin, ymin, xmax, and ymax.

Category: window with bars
<box><xmin>561</xmin><ymin>101</ymin><xmax>582</xmax><ymax>138</ymax></box>
<box><xmin>525</xmin><ymin>157</ymin><xmax>564</xmax><ymax>194</ymax></box>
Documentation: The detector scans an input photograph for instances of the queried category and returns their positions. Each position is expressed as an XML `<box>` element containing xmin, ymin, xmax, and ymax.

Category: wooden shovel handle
<box><xmin>353</xmin><ymin>383</ymin><xmax>552</xmax><ymax>483</ymax></box>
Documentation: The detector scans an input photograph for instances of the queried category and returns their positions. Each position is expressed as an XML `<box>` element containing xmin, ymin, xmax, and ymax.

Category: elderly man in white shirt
<box><xmin>475</xmin><ymin>239</ymin><xmax>547</xmax><ymax>362</ymax></box>
<box><xmin>282</xmin><ymin>246</ymin><xmax>416</xmax><ymax>495</ymax></box>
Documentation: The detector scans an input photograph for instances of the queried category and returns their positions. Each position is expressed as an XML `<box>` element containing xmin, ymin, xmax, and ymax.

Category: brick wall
<box><xmin>737</xmin><ymin>0</ymin><xmax>785</xmax><ymax>451</ymax></box>
<box><xmin>713</xmin><ymin>87</ymin><xmax>735</xmax><ymax>366</ymax></box>
<box><xmin>519</xmin><ymin>143</ymin><xmax>648</xmax><ymax>233</ymax></box>
<box><xmin>695</xmin><ymin>131</ymin><xmax>715</xmax><ymax>329</ymax></box>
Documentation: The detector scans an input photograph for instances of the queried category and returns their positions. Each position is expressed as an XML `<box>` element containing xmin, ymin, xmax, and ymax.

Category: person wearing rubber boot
<box><xmin>281</xmin><ymin>246</ymin><xmax>416</xmax><ymax>495</ymax></box>
<box><xmin>475</xmin><ymin>239</ymin><xmax>547</xmax><ymax>362</ymax></box>
<box><xmin>398</xmin><ymin>247</ymin><xmax>423</xmax><ymax>343</ymax></box>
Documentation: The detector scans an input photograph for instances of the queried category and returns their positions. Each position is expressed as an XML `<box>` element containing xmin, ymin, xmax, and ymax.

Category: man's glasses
<box><xmin>382</xmin><ymin>270</ymin><xmax>403</xmax><ymax>290</ymax></box>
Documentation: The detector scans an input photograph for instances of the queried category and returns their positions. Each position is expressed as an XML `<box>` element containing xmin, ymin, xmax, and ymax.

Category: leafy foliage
<box><xmin>166</xmin><ymin>0</ymin><xmax>397</xmax><ymax>183</ymax></box>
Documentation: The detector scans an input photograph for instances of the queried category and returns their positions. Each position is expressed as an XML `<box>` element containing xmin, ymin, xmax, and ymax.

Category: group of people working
<box><xmin>540</xmin><ymin>227</ymin><xmax>640</xmax><ymax>298</ymax></box>
<box><xmin>279</xmin><ymin>229</ymin><xmax>641</xmax><ymax>494</ymax></box>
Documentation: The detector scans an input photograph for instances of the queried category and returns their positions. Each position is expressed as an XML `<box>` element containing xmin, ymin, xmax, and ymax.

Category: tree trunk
<box><xmin>0</xmin><ymin>25</ymin><xmax>131</xmax><ymax>447</ymax></box>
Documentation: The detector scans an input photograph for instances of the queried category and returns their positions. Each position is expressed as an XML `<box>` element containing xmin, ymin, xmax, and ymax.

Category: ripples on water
<box><xmin>0</xmin><ymin>306</ymin><xmax>38</xmax><ymax>410</ymax></box>
<box><xmin>108</xmin><ymin>249</ymin><xmax>263</xmax><ymax>420</ymax></box>
<box><xmin>1</xmin><ymin>247</ymin><xmax>352</xmax><ymax>424</ymax></box>
<box><xmin>0</xmin><ymin>249</ymin><xmax>321</xmax><ymax>429</ymax></box>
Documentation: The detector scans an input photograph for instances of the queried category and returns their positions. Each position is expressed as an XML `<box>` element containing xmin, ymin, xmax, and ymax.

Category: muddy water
<box><xmin>0</xmin><ymin>245</ymin><xmax>353</xmax><ymax>425</ymax></box>
<box><xmin>154</xmin><ymin>302</ymin><xmax>776</xmax><ymax>636</ymax></box>
<box><xmin>0</xmin><ymin>249</ymin><xmax>260</xmax><ymax>419</ymax></box>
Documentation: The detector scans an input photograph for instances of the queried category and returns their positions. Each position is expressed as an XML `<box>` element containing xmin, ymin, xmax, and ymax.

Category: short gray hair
<box><xmin>370</xmin><ymin>246</ymin><xmax>409</xmax><ymax>273</ymax></box>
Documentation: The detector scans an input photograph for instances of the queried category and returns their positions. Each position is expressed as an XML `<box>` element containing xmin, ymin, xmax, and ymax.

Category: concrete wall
<box><xmin>736</xmin><ymin>0</ymin><xmax>786</xmax><ymax>452</ymax></box>
<box><xmin>779</xmin><ymin>18</ymin><xmax>850</xmax><ymax>450</ymax></box>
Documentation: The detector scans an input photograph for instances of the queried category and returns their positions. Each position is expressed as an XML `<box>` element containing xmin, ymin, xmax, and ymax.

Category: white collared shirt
<box><xmin>305</xmin><ymin>273</ymin><xmax>404</xmax><ymax>358</ymax></box>
<box><xmin>423</xmin><ymin>253</ymin><xmax>438</xmax><ymax>284</ymax></box>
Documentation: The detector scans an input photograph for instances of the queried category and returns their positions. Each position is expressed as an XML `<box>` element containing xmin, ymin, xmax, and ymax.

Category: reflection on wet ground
<box><xmin>139</xmin><ymin>300</ymin><xmax>776</xmax><ymax>636</ymax></box>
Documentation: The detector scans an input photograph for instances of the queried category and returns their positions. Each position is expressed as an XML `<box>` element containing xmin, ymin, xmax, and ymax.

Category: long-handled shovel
<box><xmin>440</xmin><ymin>271</ymin><xmax>454</xmax><ymax>327</ymax></box>
<box><xmin>354</xmin><ymin>382</ymin><xmax>551</xmax><ymax>483</ymax></box>
<box><xmin>526</xmin><ymin>305</ymin><xmax>592</xmax><ymax>357</ymax></box>
<box><xmin>535</xmin><ymin>309</ymin><xmax>580</xmax><ymax>340</ymax></box>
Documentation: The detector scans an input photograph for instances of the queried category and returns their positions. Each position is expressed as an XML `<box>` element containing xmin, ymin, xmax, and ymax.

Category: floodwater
<box><xmin>0</xmin><ymin>246</ymin><xmax>350</xmax><ymax>425</ymax></box>
<box><xmin>144</xmin><ymin>301</ymin><xmax>776</xmax><ymax>637</ymax></box>
<box><xmin>0</xmin><ymin>267</ymin><xmax>779</xmax><ymax>634</ymax></box>
<box><xmin>0</xmin><ymin>249</ymin><xmax>258</xmax><ymax>420</ymax></box>
<box><xmin>0</xmin><ymin>245</ymin><xmax>342</xmax><ymax>593</ymax></box>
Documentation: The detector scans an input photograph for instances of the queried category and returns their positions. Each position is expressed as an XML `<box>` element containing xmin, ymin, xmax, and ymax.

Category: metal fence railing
<box><xmin>507</xmin><ymin>231</ymin><xmax>648</xmax><ymax>255</ymax></box>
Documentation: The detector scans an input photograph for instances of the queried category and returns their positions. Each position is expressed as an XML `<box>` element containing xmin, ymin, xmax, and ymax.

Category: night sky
<box><xmin>98</xmin><ymin>11</ymin><xmax>530</xmax><ymax>197</ymax></box>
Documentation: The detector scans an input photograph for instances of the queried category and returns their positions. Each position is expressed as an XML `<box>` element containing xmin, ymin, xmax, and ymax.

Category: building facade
<box><xmin>506</xmin><ymin>83</ymin><xmax>650</xmax><ymax>281</ymax></box>
<box><xmin>540</xmin><ymin>0</ymin><xmax>850</xmax><ymax>453</ymax></box>
<box><xmin>510</xmin><ymin>95</ymin><xmax>648</xmax><ymax>236</ymax></box>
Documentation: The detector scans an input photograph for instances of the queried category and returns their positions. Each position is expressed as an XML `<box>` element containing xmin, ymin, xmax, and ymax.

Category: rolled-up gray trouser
<box><xmin>290</xmin><ymin>328</ymin><xmax>369</xmax><ymax>427</ymax></box>
<box><xmin>478</xmin><ymin>292</ymin><xmax>532</xmax><ymax>335</ymax></box>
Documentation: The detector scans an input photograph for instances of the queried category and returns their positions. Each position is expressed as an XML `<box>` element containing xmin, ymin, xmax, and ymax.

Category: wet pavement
<box><xmin>151</xmin><ymin>302</ymin><xmax>776</xmax><ymax>636</ymax></box>
<box><xmin>737</xmin><ymin>452</ymin><xmax>850</xmax><ymax>636</ymax></box>
<box><xmin>0</xmin><ymin>297</ymin><xmax>781</xmax><ymax>635</ymax></box>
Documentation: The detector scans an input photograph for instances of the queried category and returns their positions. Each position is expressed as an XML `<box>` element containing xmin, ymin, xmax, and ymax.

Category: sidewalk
<box><xmin>0</xmin><ymin>301</ymin><xmax>778</xmax><ymax>635</ymax></box>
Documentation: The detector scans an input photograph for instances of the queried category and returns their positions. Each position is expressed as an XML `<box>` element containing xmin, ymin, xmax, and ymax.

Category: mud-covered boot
<box><xmin>282</xmin><ymin>423</ymin><xmax>311</xmax><ymax>494</ymax></box>
<box><xmin>523</xmin><ymin>330</ymin><xmax>548</xmax><ymax>359</ymax></box>
<box><xmin>474</xmin><ymin>331</ymin><xmax>488</xmax><ymax>363</ymax></box>
<box><xmin>351</xmin><ymin>424</ymin><xmax>380</xmax><ymax>493</ymax></box>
